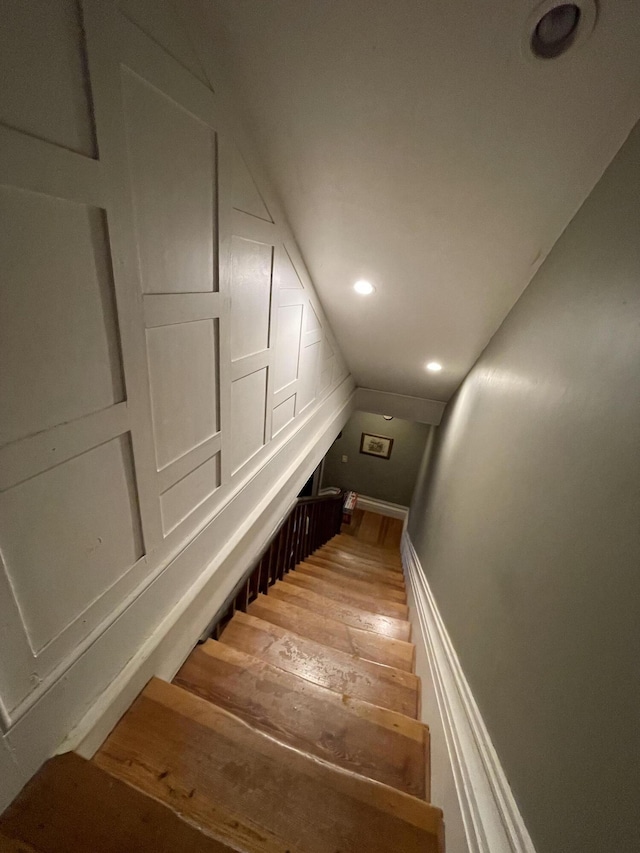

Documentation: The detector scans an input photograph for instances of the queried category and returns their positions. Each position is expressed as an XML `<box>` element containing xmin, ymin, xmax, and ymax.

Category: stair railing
<box><xmin>210</xmin><ymin>490</ymin><xmax>344</xmax><ymax>638</ymax></box>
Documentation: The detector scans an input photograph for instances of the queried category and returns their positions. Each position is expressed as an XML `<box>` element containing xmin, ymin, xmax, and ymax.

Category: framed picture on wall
<box><xmin>359</xmin><ymin>432</ymin><xmax>394</xmax><ymax>459</ymax></box>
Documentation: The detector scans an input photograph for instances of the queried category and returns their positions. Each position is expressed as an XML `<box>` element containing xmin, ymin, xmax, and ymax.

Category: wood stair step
<box><xmin>324</xmin><ymin>540</ymin><xmax>403</xmax><ymax>569</ymax></box>
<box><xmin>267</xmin><ymin>581</ymin><xmax>412</xmax><ymax>642</ymax></box>
<box><xmin>307</xmin><ymin>552</ymin><xmax>407</xmax><ymax>588</ymax></box>
<box><xmin>174</xmin><ymin>640</ymin><xmax>429</xmax><ymax>798</ymax></box>
<box><xmin>316</xmin><ymin>539</ymin><xmax>402</xmax><ymax>575</ymax></box>
<box><xmin>0</xmin><ymin>752</ymin><xmax>236</xmax><ymax>852</ymax></box>
<box><xmin>248</xmin><ymin>593</ymin><xmax>415</xmax><ymax>672</ymax></box>
<box><xmin>333</xmin><ymin>532</ymin><xmax>404</xmax><ymax>557</ymax></box>
<box><xmin>282</xmin><ymin>572</ymin><xmax>410</xmax><ymax>620</ymax></box>
<box><xmin>297</xmin><ymin>560</ymin><xmax>408</xmax><ymax>603</ymax></box>
<box><xmin>315</xmin><ymin>546</ymin><xmax>404</xmax><ymax>575</ymax></box>
<box><xmin>220</xmin><ymin>611</ymin><xmax>419</xmax><ymax>718</ymax></box>
<box><xmin>94</xmin><ymin>678</ymin><xmax>444</xmax><ymax>853</ymax></box>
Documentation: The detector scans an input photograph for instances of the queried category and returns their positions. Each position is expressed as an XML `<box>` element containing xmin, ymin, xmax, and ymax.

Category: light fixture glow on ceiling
<box><xmin>426</xmin><ymin>361</ymin><xmax>442</xmax><ymax>372</ymax></box>
<box><xmin>353</xmin><ymin>279</ymin><xmax>375</xmax><ymax>295</ymax></box>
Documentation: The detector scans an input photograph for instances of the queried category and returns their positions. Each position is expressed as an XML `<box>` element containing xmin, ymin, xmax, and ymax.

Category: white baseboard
<box><xmin>355</xmin><ymin>494</ymin><xmax>408</xmax><ymax>520</ymax></box>
<box><xmin>402</xmin><ymin>533</ymin><xmax>537</xmax><ymax>853</ymax></box>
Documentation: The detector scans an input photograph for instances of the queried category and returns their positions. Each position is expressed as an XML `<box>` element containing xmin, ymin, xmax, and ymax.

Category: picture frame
<box><xmin>359</xmin><ymin>432</ymin><xmax>394</xmax><ymax>459</ymax></box>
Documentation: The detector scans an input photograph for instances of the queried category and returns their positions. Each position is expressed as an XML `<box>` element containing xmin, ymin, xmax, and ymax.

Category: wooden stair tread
<box><xmin>0</xmin><ymin>753</ymin><xmax>236</xmax><ymax>853</ymax></box>
<box><xmin>298</xmin><ymin>560</ymin><xmax>407</xmax><ymax>602</ymax></box>
<box><xmin>248</xmin><ymin>593</ymin><xmax>415</xmax><ymax>672</ymax></box>
<box><xmin>267</xmin><ymin>581</ymin><xmax>412</xmax><ymax>642</ymax></box>
<box><xmin>322</xmin><ymin>537</ymin><xmax>402</xmax><ymax>573</ymax></box>
<box><xmin>314</xmin><ymin>540</ymin><xmax>403</xmax><ymax>575</ymax></box>
<box><xmin>220</xmin><ymin>611</ymin><xmax>419</xmax><ymax>718</ymax></box>
<box><xmin>283</xmin><ymin>572</ymin><xmax>410</xmax><ymax>619</ymax></box>
<box><xmin>329</xmin><ymin>532</ymin><xmax>400</xmax><ymax>560</ymax></box>
<box><xmin>94</xmin><ymin>678</ymin><xmax>443</xmax><ymax>853</ymax></box>
<box><xmin>307</xmin><ymin>552</ymin><xmax>406</xmax><ymax>587</ymax></box>
<box><xmin>321</xmin><ymin>549</ymin><xmax>403</xmax><ymax>575</ymax></box>
<box><xmin>174</xmin><ymin>640</ymin><xmax>428</xmax><ymax>798</ymax></box>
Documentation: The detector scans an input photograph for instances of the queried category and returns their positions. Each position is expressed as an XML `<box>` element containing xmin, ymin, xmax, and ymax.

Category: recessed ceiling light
<box><xmin>426</xmin><ymin>361</ymin><xmax>442</xmax><ymax>372</ymax></box>
<box><xmin>524</xmin><ymin>1</ymin><xmax>596</xmax><ymax>62</ymax></box>
<box><xmin>354</xmin><ymin>279</ymin><xmax>375</xmax><ymax>295</ymax></box>
<box><xmin>383</xmin><ymin>415</ymin><xmax>394</xmax><ymax>421</ymax></box>
<box><xmin>531</xmin><ymin>3</ymin><xmax>580</xmax><ymax>58</ymax></box>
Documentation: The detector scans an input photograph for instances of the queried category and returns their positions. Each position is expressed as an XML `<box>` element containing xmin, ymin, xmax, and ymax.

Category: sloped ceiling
<box><xmin>205</xmin><ymin>0</ymin><xmax>640</xmax><ymax>400</ymax></box>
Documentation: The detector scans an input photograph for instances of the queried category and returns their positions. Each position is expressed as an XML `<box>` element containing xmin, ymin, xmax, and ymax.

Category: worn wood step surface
<box><xmin>321</xmin><ymin>548</ymin><xmax>404</xmax><ymax>576</ymax></box>
<box><xmin>315</xmin><ymin>539</ymin><xmax>402</xmax><ymax>575</ymax></box>
<box><xmin>267</xmin><ymin>581</ymin><xmax>412</xmax><ymax>642</ymax></box>
<box><xmin>0</xmin><ymin>753</ymin><xmax>237</xmax><ymax>853</ymax></box>
<box><xmin>248</xmin><ymin>593</ymin><xmax>415</xmax><ymax>672</ymax></box>
<box><xmin>306</xmin><ymin>552</ymin><xmax>406</xmax><ymax>587</ymax></box>
<box><xmin>174</xmin><ymin>640</ymin><xmax>429</xmax><ymax>798</ymax></box>
<box><xmin>297</xmin><ymin>560</ymin><xmax>408</xmax><ymax>602</ymax></box>
<box><xmin>95</xmin><ymin>678</ymin><xmax>444</xmax><ymax>853</ymax></box>
<box><xmin>334</xmin><ymin>532</ymin><xmax>404</xmax><ymax>557</ymax></box>
<box><xmin>282</xmin><ymin>571</ymin><xmax>410</xmax><ymax>619</ymax></box>
<box><xmin>325</xmin><ymin>540</ymin><xmax>404</xmax><ymax>569</ymax></box>
<box><xmin>220</xmin><ymin>611</ymin><xmax>419</xmax><ymax>717</ymax></box>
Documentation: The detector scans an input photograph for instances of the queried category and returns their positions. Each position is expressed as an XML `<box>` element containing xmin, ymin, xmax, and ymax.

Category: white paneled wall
<box><xmin>0</xmin><ymin>0</ymin><xmax>352</xmax><ymax>804</ymax></box>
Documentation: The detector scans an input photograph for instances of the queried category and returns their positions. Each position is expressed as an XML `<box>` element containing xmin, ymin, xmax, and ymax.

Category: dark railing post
<box><xmin>210</xmin><ymin>490</ymin><xmax>344</xmax><ymax>638</ymax></box>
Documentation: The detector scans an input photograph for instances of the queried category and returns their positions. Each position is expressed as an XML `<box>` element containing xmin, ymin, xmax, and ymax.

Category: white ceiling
<box><xmin>206</xmin><ymin>0</ymin><xmax>640</xmax><ymax>400</ymax></box>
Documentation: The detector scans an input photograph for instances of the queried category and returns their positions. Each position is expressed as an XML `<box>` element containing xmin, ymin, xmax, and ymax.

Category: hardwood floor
<box><xmin>0</xmin><ymin>511</ymin><xmax>444</xmax><ymax>852</ymax></box>
<box><xmin>341</xmin><ymin>508</ymin><xmax>404</xmax><ymax>550</ymax></box>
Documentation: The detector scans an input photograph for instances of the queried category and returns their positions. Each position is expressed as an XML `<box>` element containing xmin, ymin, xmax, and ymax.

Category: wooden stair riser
<box><xmin>220</xmin><ymin>612</ymin><xmax>420</xmax><ymax>718</ymax></box>
<box><xmin>340</xmin><ymin>512</ymin><xmax>404</xmax><ymax>551</ymax></box>
<box><xmin>267</xmin><ymin>581</ymin><xmax>412</xmax><ymax>642</ymax></box>
<box><xmin>248</xmin><ymin>594</ymin><xmax>416</xmax><ymax>672</ymax></box>
<box><xmin>95</xmin><ymin>679</ymin><xmax>444</xmax><ymax>853</ymax></box>
<box><xmin>282</xmin><ymin>572</ymin><xmax>410</xmax><ymax>620</ymax></box>
<box><xmin>175</xmin><ymin>642</ymin><xmax>429</xmax><ymax>798</ymax></box>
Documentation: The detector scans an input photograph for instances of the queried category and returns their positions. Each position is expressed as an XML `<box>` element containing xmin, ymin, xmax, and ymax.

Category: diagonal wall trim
<box><xmin>402</xmin><ymin>532</ymin><xmax>537</xmax><ymax>853</ymax></box>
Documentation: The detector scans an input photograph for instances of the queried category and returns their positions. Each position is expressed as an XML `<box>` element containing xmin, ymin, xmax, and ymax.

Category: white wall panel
<box><xmin>117</xmin><ymin>0</ymin><xmax>209</xmax><ymax>85</ymax></box>
<box><xmin>160</xmin><ymin>453</ymin><xmax>220</xmax><ymax>535</ymax></box>
<box><xmin>0</xmin><ymin>187</ymin><xmax>123</xmax><ymax>446</ymax></box>
<box><xmin>229</xmin><ymin>236</ymin><xmax>273</xmax><ymax>360</ymax></box>
<box><xmin>322</xmin><ymin>335</ymin><xmax>334</xmax><ymax>361</ymax></box>
<box><xmin>273</xmin><ymin>304</ymin><xmax>303</xmax><ymax>392</ymax></box>
<box><xmin>122</xmin><ymin>70</ymin><xmax>215</xmax><ymax>294</ymax></box>
<box><xmin>0</xmin><ymin>0</ymin><xmax>96</xmax><ymax>157</ymax></box>
<box><xmin>230</xmin><ymin>368</ymin><xmax>267</xmax><ymax>473</ymax></box>
<box><xmin>275</xmin><ymin>245</ymin><xmax>304</xmax><ymax>289</ymax></box>
<box><xmin>231</xmin><ymin>143</ymin><xmax>272</xmax><ymax>223</ymax></box>
<box><xmin>319</xmin><ymin>360</ymin><xmax>333</xmax><ymax>395</ymax></box>
<box><xmin>146</xmin><ymin>320</ymin><xmax>219</xmax><ymax>469</ymax></box>
<box><xmin>272</xmin><ymin>394</ymin><xmax>296</xmax><ymax>437</ymax></box>
<box><xmin>0</xmin><ymin>435</ymin><xmax>143</xmax><ymax>654</ymax></box>
<box><xmin>297</xmin><ymin>340</ymin><xmax>321</xmax><ymax>414</ymax></box>
<box><xmin>305</xmin><ymin>302</ymin><xmax>322</xmax><ymax>332</ymax></box>
<box><xmin>0</xmin><ymin>0</ymin><xmax>353</xmax><ymax>810</ymax></box>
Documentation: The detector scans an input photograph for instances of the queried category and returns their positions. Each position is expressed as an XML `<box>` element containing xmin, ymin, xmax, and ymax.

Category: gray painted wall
<box><xmin>322</xmin><ymin>411</ymin><xmax>430</xmax><ymax>506</ymax></box>
<box><xmin>408</xmin><ymin>120</ymin><xmax>640</xmax><ymax>853</ymax></box>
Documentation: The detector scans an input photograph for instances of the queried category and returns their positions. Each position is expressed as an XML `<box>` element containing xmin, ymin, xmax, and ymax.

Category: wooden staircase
<box><xmin>0</xmin><ymin>526</ymin><xmax>445</xmax><ymax>852</ymax></box>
